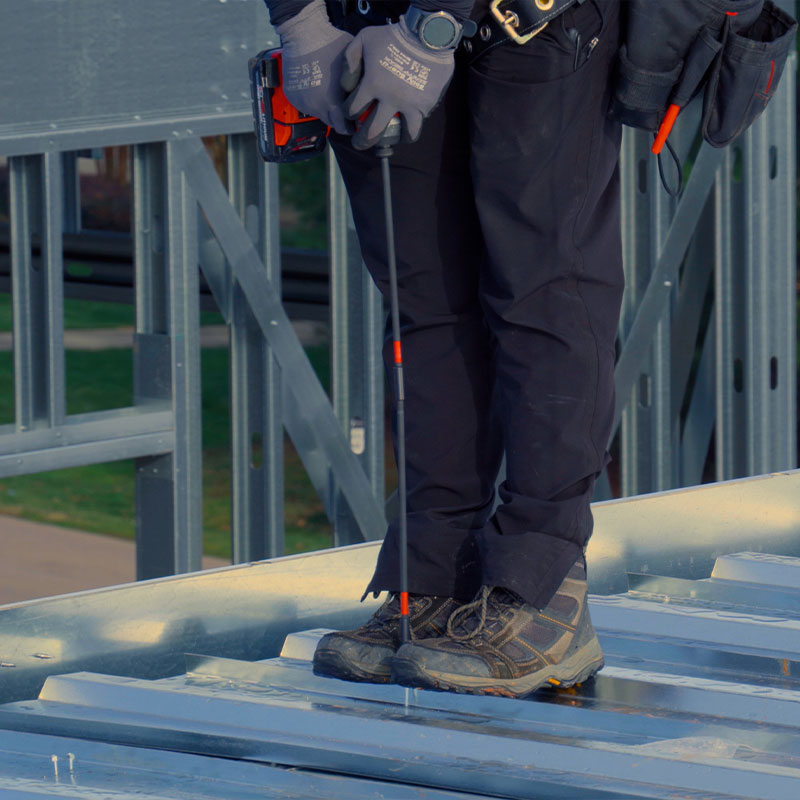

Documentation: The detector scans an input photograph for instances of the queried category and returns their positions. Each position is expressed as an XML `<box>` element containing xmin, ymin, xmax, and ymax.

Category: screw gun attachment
<box><xmin>371</xmin><ymin>114</ymin><xmax>411</xmax><ymax>644</ymax></box>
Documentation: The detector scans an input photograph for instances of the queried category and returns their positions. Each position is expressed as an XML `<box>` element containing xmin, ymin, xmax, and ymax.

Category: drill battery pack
<box><xmin>248</xmin><ymin>49</ymin><xmax>329</xmax><ymax>164</ymax></box>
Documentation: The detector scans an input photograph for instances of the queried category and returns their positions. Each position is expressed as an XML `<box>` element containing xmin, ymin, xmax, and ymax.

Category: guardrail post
<box><xmin>329</xmin><ymin>152</ymin><xmax>386</xmax><ymax>547</ymax></box>
<box><xmin>132</xmin><ymin>141</ymin><xmax>203</xmax><ymax>578</ymax></box>
<box><xmin>228</xmin><ymin>133</ymin><xmax>285</xmax><ymax>561</ymax></box>
<box><xmin>10</xmin><ymin>153</ymin><xmax>66</xmax><ymax>432</ymax></box>
<box><xmin>716</xmin><ymin>47</ymin><xmax>797</xmax><ymax>479</ymax></box>
<box><xmin>133</xmin><ymin>142</ymin><xmax>174</xmax><ymax>579</ymax></box>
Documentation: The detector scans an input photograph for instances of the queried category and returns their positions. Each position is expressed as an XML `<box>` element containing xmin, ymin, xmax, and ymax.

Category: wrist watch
<box><xmin>404</xmin><ymin>6</ymin><xmax>477</xmax><ymax>50</ymax></box>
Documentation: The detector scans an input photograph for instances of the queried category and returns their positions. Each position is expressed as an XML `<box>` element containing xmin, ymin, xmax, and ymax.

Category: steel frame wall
<box><xmin>0</xmin><ymin>0</ymin><xmax>796</xmax><ymax>578</ymax></box>
<box><xmin>611</xmin><ymin>0</ymin><xmax>797</xmax><ymax>497</ymax></box>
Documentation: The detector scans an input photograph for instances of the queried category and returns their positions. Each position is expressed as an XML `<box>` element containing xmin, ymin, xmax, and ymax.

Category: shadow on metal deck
<box><xmin>1</xmin><ymin>471</ymin><xmax>799</xmax><ymax>799</ymax></box>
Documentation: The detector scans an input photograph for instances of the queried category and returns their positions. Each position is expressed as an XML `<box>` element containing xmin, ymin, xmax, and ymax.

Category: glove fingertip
<box><xmin>344</xmin><ymin>89</ymin><xmax>372</xmax><ymax>121</ymax></box>
<box><xmin>342</xmin><ymin>36</ymin><xmax>363</xmax><ymax>73</ymax></box>
<box><xmin>401</xmin><ymin>112</ymin><xmax>423</xmax><ymax>144</ymax></box>
<box><xmin>330</xmin><ymin>110</ymin><xmax>354</xmax><ymax>136</ymax></box>
<box><xmin>340</xmin><ymin>58</ymin><xmax>363</xmax><ymax>94</ymax></box>
<box><xmin>351</xmin><ymin>133</ymin><xmax>370</xmax><ymax>151</ymax></box>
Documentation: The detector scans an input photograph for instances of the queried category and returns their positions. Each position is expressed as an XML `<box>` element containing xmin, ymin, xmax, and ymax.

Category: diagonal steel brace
<box><xmin>613</xmin><ymin>143</ymin><xmax>726</xmax><ymax>436</ymax></box>
<box><xmin>174</xmin><ymin>137</ymin><xmax>385</xmax><ymax>542</ymax></box>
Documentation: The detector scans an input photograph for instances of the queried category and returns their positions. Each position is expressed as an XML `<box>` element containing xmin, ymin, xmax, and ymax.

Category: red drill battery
<box><xmin>248</xmin><ymin>49</ymin><xmax>329</xmax><ymax>164</ymax></box>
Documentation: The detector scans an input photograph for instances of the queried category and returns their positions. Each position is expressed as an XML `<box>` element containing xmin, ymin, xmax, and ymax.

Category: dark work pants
<box><xmin>330</xmin><ymin>0</ymin><xmax>624</xmax><ymax>609</ymax></box>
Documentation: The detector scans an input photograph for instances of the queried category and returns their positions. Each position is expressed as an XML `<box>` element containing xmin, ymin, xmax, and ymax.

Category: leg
<box><xmin>392</xmin><ymin>0</ymin><xmax>624</xmax><ymax>696</ymax></box>
<box><xmin>471</xmin><ymin>0</ymin><xmax>624</xmax><ymax>608</ymax></box>
<box><xmin>329</xmin><ymin>62</ymin><xmax>503</xmax><ymax>603</ymax></box>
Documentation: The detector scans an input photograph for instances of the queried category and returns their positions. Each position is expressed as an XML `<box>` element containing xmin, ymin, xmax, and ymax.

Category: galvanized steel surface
<box><xmin>0</xmin><ymin>473</ymin><xmax>799</xmax><ymax>796</ymax></box>
<box><xmin>0</xmin><ymin>0</ymin><xmax>275</xmax><ymax>156</ymax></box>
<box><xmin>0</xmin><ymin>730</ymin><xmax>478</xmax><ymax>799</ymax></box>
<box><xmin>3</xmin><ymin>556</ymin><xmax>800</xmax><ymax>798</ymax></box>
<box><xmin>0</xmin><ymin>540</ymin><xmax>385</xmax><ymax>705</ymax></box>
<box><xmin>0</xmin><ymin>471</ymin><xmax>796</xmax><ymax>688</ymax></box>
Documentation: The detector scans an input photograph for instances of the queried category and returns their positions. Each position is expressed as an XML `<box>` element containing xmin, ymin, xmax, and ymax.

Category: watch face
<box><xmin>421</xmin><ymin>15</ymin><xmax>458</xmax><ymax>48</ymax></box>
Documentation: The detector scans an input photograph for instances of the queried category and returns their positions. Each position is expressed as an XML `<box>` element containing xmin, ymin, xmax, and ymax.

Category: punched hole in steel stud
<box><xmin>251</xmin><ymin>432</ymin><xmax>263</xmax><ymax>469</ymax></box>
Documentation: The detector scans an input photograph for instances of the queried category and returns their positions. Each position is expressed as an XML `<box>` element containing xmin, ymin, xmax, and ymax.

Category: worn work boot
<box><xmin>391</xmin><ymin>559</ymin><xmax>603</xmax><ymax>697</ymax></box>
<box><xmin>312</xmin><ymin>593</ymin><xmax>463</xmax><ymax>684</ymax></box>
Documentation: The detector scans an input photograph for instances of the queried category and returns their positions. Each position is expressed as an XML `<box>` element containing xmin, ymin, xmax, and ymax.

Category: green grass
<box><xmin>279</xmin><ymin>157</ymin><xmax>328</xmax><ymax>251</ymax></box>
<box><xmin>0</xmin><ymin>293</ymin><xmax>225</xmax><ymax>333</ymax></box>
<box><xmin>0</xmin><ymin>307</ymin><xmax>336</xmax><ymax>559</ymax></box>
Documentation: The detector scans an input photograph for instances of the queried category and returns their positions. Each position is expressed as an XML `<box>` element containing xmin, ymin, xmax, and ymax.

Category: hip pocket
<box><xmin>702</xmin><ymin>0</ymin><xmax>797</xmax><ymax>147</ymax></box>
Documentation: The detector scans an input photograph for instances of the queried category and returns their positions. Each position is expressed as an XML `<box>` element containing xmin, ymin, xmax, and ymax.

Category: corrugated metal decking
<box><xmin>1</xmin><ymin>473</ymin><xmax>799</xmax><ymax>798</ymax></box>
<box><xmin>1</xmin><ymin>550</ymin><xmax>799</xmax><ymax>799</ymax></box>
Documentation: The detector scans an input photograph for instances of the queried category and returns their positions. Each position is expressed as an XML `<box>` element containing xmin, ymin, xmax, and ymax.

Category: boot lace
<box><xmin>446</xmin><ymin>586</ymin><xmax>526</xmax><ymax>641</ymax></box>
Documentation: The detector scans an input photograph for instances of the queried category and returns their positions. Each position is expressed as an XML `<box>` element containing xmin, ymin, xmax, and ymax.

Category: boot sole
<box><xmin>391</xmin><ymin>637</ymin><xmax>604</xmax><ymax>699</ymax></box>
<box><xmin>312</xmin><ymin>647</ymin><xmax>393</xmax><ymax>684</ymax></box>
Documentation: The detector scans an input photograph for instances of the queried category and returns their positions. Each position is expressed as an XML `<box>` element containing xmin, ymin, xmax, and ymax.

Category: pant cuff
<box><xmin>364</xmin><ymin>523</ymin><xmax>482</xmax><ymax>603</ymax></box>
<box><xmin>476</xmin><ymin>526</ymin><xmax>583</xmax><ymax>608</ymax></box>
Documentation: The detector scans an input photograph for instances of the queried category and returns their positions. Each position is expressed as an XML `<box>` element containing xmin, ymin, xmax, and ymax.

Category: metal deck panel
<box><xmin>0</xmin><ymin>730</ymin><xmax>479</xmax><ymax>800</ymax></box>
<box><xmin>1</xmin><ymin>652</ymin><xmax>799</xmax><ymax>800</ymax></box>
<box><xmin>5</xmin><ymin>573</ymin><xmax>800</xmax><ymax>800</ymax></box>
<box><xmin>1</xmin><ymin>473</ymin><xmax>799</xmax><ymax>798</ymax></box>
<box><xmin>188</xmin><ymin>648</ymin><xmax>800</xmax><ymax>731</ymax></box>
<box><xmin>0</xmin><ymin>471</ymin><xmax>798</xmax><ymax>705</ymax></box>
<box><xmin>627</xmin><ymin>573</ymin><xmax>800</xmax><ymax>615</ymax></box>
<box><xmin>711</xmin><ymin>553</ymin><xmax>800</xmax><ymax>589</ymax></box>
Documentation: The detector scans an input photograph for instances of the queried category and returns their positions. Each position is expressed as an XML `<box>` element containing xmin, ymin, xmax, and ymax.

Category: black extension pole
<box><xmin>375</xmin><ymin>119</ymin><xmax>409</xmax><ymax>644</ymax></box>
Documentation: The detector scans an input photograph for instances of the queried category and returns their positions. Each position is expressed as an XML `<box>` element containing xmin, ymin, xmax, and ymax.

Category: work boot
<box><xmin>312</xmin><ymin>593</ymin><xmax>462</xmax><ymax>684</ymax></box>
<box><xmin>391</xmin><ymin>559</ymin><xmax>603</xmax><ymax>697</ymax></box>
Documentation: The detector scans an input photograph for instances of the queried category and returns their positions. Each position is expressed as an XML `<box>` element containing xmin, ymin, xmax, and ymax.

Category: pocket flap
<box><xmin>702</xmin><ymin>0</ymin><xmax>797</xmax><ymax>147</ymax></box>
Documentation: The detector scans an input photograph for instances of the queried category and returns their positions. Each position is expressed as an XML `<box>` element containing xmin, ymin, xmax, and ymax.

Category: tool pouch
<box><xmin>610</xmin><ymin>0</ymin><xmax>765</xmax><ymax>132</ymax></box>
<box><xmin>702</xmin><ymin>1</ymin><xmax>797</xmax><ymax>147</ymax></box>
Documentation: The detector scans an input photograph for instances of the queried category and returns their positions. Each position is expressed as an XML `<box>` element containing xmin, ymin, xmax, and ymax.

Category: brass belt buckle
<box><xmin>489</xmin><ymin>0</ymin><xmax>550</xmax><ymax>45</ymax></box>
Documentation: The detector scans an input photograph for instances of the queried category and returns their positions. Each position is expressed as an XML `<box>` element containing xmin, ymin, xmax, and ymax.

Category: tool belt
<box><xmin>466</xmin><ymin>0</ymin><xmax>581</xmax><ymax>61</ymax></box>
<box><xmin>610</xmin><ymin>0</ymin><xmax>797</xmax><ymax>149</ymax></box>
<box><xmin>332</xmin><ymin>0</ymin><xmax>582</xmax><ymax>57</ymax></box>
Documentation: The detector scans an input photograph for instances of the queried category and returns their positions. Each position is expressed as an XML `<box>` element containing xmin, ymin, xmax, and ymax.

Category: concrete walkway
<box><xmin>0</xmin><ymin>515</ymin><xmax>229</xmax><ymax>606</ymax></box>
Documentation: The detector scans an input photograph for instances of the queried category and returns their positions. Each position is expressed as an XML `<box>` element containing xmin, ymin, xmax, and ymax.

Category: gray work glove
<box><xmin>276</xmin><ymin>0</ymin><xmax>354</xmax><ymax>135</ymax></box>
<box><xmin>341</xmin><ymin>15</ymin><xmax>455</xmax><ymax>150</ymax></box>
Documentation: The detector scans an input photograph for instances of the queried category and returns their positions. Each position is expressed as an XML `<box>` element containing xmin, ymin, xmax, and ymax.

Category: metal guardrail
<box><xmin>0</xmin><ymin>226</ymin><xmax>331</xmax><ymax>319</ymax></box>
<box><xmin>0</xmin><ymin>0</ymin><xmax>796</xmax><ymax>579</ymax></box>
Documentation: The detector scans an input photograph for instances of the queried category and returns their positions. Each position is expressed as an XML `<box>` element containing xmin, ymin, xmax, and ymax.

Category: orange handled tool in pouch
<box><xmin>652</xmin><ymin>103</ymin><xmax>681</xmax><ymax>156</ymax></box>
<box><xmin>248</xmin><ymin>49</ymin><xmax>330</xmax><ymax>163</ymax></box>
